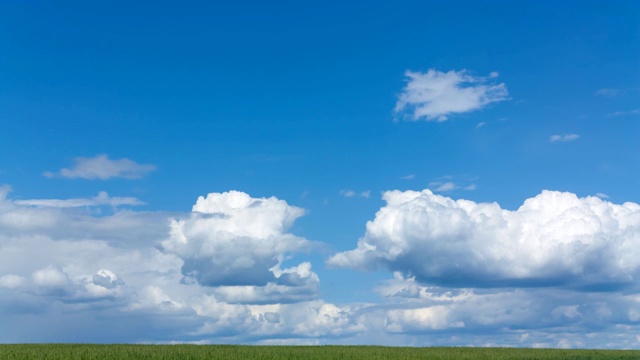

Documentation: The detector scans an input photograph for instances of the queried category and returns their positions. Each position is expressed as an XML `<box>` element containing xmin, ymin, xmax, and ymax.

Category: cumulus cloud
<box><xmin>5</xmin><ymin>183</ymin><xmax>640</xmax><ymax>347</ymax></box>
<box><xmin>550</xmin><ymin>134</ymin><xmax>580</xmax><ymax>143</ymax></box>
<box><xmin>160</xmin><ymin>191</ymin><xmax>319</xmax><ymax>303</ymax></box>
<box><xmin>394</xmin><ymin>69</ymin><xmax>509</xmax><ymax>121</ymax></box>
<box><xmin>328</xmin><ymin>189</ymin><xmax>640</xmax><ymax>289</ymax></box>
<box><xmin>16</xmin><ymin>191</ymin><xmax>144</xmax><ymax>208</ymax></box>
<box><xmin>44</xmin><ymin>154</ymin><xmax>156</xmax><ymax>179</ymax></box>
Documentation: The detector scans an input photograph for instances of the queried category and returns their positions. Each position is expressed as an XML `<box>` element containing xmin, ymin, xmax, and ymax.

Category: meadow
<box><xmin>1</xmin><ymin>345</ymin><xmax>639</xmax><ymax>360</ymax></box>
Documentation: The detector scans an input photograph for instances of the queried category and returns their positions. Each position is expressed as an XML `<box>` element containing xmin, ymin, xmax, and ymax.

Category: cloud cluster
<box><xmin>3</xmin><ymin>185</ymin><xmax>640</xmax><ymax>348</ymax></box>
<box><xmin>328</xmin><ymin>189</ymin><xmax>640</xmax><ymax>289</ymax></box>
<box><xmin>44</xmin><ymin>154</ymin><xmax>156</xmax><ymax>179</ymax></box>
<box><xmin>394</xmin><ymin>69</ymin><xmax>508</xmax><ymax>121</ymax></box>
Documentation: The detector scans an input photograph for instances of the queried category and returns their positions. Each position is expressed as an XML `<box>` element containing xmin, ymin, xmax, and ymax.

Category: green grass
<box><xmin>1</xmin><ymin>345</ymin><xmax>639</xmax><ymax>360</ymax></box>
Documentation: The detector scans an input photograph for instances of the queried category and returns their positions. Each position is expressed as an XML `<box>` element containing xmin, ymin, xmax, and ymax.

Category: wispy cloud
<box><xmin>429</xmin><ymin>178</ymin><xmax>476</xmax><ymax>193</ymax></box>
<box><xmin>394</xmin><ymin>69</ymin><xmax>509</xmax><ymax>121</ymax></box>
<box><xmin>400</xmin><ymin>174</ymin><xmax>415</xmax><ymax>180</ymax></box>
<box><xmin>44</xmin><ymin>154</ymin><xmax>156</xmax><ymax>180</ymax></box>
<box><xmin>340</xmin><ymin>190</ymin><xmax>371</xmax><ymax>199</ymax></box>
<box><xmin>15</xmin><ymin>191</ymin><xmax>144</xmax><ymax>208</ymax></box>
<box><xmin>595</xmin><ymin>88</ymin><xmax>620</xmax><ymax>97</ymax></box>
<box><xmin>608</xmin><ymin>109</ymin><xmax>640</xmax><ymax>117</ymax></box>
<box><xmin>475</xmin><ymin>121</ymin><xmax>487</xmax><ymax>129</ymax></box>
<box><xmin>550</xmin><ymin>134</ymin><xmax>580</xmax><ymax>143</ymax></box>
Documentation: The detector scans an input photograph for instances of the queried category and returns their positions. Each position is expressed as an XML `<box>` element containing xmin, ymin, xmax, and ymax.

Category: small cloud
<box><xmin>608</xmin><ymin>109</ymin><xmax>640</xmax><ymax>117</ymax></box>
<box><xmin>45</xmin><ymin>154</ymin><xmax>156</xmax><ymax>180</ymax></box>
<box><xmin>15</xmin><ymin>191</ymin><xmax>144</xmax><ymax>208</ymax></box>
<box><xmin>550</xmin><ymin>134</ymin><xmax>580</xmax><ymax>143</ymax></box>
<box><xmin>475</xmin><ymin>121</ymin><xmax>486</xmax><ymax>129</ymax></box>
<box><xmin>434</xmin><ymin>182</ymin><xmax>457</xmax><ymax>192</ymax></box>
<box><xmin>400</xmin><ymin>174</ymin><xmax>415</xmax><ymax>180</ymax></box>
<box><xmin>595</xmin><ymin>193</ymin><xmax>609</xmax><ymax>199</ymax></box>
<box><xmin>394</xmin><ymin>69</ymin><xmax>509</xmax><ymax>122</ymax></box>
<box><xmin>595</xmin><ymin>88</ymin><xmax>620</xmax><ymax>97</ymax></box>
<box><xmin>340</xmin><ymin>190</ymin><xmax>370</xmax><ymax>199</ymax></box>
<box><xmin>339</xmin><ymin>190</ymin><xmax>356</xmax><ymax>198</ymax></box>
<box><xmin>464</xmin><ymin>184</ymin><xmax>477</xmax><ymax>191</ymax></box>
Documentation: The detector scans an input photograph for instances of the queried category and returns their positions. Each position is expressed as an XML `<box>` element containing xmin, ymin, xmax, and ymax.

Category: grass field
<box><xmin>1</xmin><ymin>345</ymin><xmax>639</xmax><ymax>360</ymax></box>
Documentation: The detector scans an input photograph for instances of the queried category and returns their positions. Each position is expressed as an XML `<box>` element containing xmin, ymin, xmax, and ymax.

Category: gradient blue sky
<box><xmin>1</xmin><ymin>1</ymin><xmax>640</xmax><ymax>347</ymax></box>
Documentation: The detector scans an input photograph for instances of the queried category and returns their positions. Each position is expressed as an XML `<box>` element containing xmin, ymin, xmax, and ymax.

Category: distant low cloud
<box><xmin>550</xmin><ymin>134</ymin><xmax>579</xmax><ymax>143</ymax></box>
<box><xmin>394</xmin><ymin>69</ymin><xmax>509</xmax><ymax>121</ymax></box>
<box><xmin>45</xmin><ymin>154</ymin><xmax>156</xmax><ymax>180</ymax></box>
<box><xmin>328</xmin><ymin>189</ymin><xmax>640</xmax><ymax>289</ymax></box>
<box><xmin>16</xmin><ymin>191</ymin><xmax>144</xmax><ymax>208</ymax></box>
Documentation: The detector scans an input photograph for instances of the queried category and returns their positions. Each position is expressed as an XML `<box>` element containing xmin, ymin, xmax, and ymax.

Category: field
<box><xmin>1</xmin><ymin>345</ymin><xmax>639</xmax><ymax>360</ymax></box>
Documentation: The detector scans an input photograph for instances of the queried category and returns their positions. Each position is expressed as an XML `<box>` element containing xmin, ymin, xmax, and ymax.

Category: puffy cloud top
<box><xmin>162</xmin><ymin>191</ymin><xmax>311</xmax><ymax>287</ymax></box>
<box><xmin>328</xmin><ymin>189</ymin><xmax>640</xmax><ymax>289</ymax></box>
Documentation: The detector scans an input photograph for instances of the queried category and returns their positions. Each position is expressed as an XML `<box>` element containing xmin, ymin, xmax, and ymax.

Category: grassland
<box><xmin>1</xmin><ymin>344</ymin><xmax>639</xmax><ymax>360</ymax></box>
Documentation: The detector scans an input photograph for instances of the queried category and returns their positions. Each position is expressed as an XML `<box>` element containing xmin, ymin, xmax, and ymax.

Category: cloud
<box><xmin>428</xmin><ymin>181</ymin><xmax>476</xmax><ymax>193</ymax></box>
<box><xmin>400</xmin><ymin>174</ymin><xmax>415</xmax><ymax>180</ymax></box>
<box><xmin>328</xmin><ymin>189</ymin><xmax>640</xmax><ymax>289</ymax></box>
<box><xmin>394</xmin><ymin>69</ymin><xmax>509</xmax><ymax>121</ymax></box>
<box><xmin>15</xmin><ymin>191</ymin><xmax>144</xmax><ymax>208</ymax></box>
<box><xmin>5</xmin><ymin>184</ymin><xmax>640</xmax><ymax>347</ymax></box>
<box><xmin>340</xmin><ymin>190</ymin><xmax>371</xmax><ymax>199</ymax></box>
<box><xmin>595</xmin><ymin>88</ymin><xmax>620</xmax><ymax>97</ymax></box>
<box><xmin>160</xmin><ymin>191</ymin><xmax>317</xmax><ymax>298</ymax></box>
<box><xmin>550</xmin><ymin>134</ymin><xmax>580</xmax><ymax>143</ymax></box>
<box><xmin>44</xmin><ymin>154</ymin><xmax>156</xmax><ymax>179</ymax></box>
<box><xmin>475</xmin><ymin>121</ymin><xmax>486</xmax><ymax>129</ymax></box>
<box><xmin>434</xmin><ymin>182</ymin><xmax>456</xmax><ymax>192</ymax></box>
<box><xmin>609</xmin><ymin>109</ymin><xmax>640</xmax><ymax>117</ymax></box>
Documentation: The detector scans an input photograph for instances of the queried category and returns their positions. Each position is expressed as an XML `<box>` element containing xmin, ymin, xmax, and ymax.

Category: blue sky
<box><xmin>1</xmin><ymin>0</ymin><xmax>640</xmax><ymax>347</ymax></box>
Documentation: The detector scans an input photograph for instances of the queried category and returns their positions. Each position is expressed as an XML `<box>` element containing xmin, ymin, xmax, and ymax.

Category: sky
<box><xmin>1</xmin><ymin>0</ymin><xmax>640</xmax><ymax>348</ymax></box>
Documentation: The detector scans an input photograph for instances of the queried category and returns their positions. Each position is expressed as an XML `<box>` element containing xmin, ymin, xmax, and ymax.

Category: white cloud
<box><xmin>394</xmin><ymin>69</ymin><xmax>509</xmax><ymax>121</ymax></box>
<box><xmin>340</xmin><ymin>190</ymin><xmax>370</xmax><ymax>199</ymax></box>
<box><xmin>45</xmin><ymin>154</ymin><xmax>156</xmax><ymax>179</ymax></box>
<box><xmin>434</xmin><ymin>182</ymin><xmax>456</xmax><ymax>192</ymax></box>
<box><xmin>550</xmin><ymin>134</ymin><xmax>580</xmax><ymax>143</ymax></box>
<box><xmin>595</xmin><ymin>193</ymin><xmax>610</xmax><ymax>199</ymax></box>
<box><xmin>429</xmin><ymin>181</ymin><xmax>476</xmax><ymax>193</ymax></box>
<box><xmin>400</xmin><ymin>174</ymin><xmax>415</xmax><ymax>180</ymax></box>
<box><xmin>596</xmin><ymin>88</ymin><xmax>620</xmax><ymax>97</ymax></box>
<box><xmin>161</xmin><ymin>191</ymin><xmax>315</xmax><ymax>292</ymax></box>
<box><xmin>328</xmin><ymin>189</ymin><xmax>640</xmax><ymax>289</ymax></box>
<box><xmin>4</xmin><ymin>184</ymin><xmax>640</xmax><ymax>347</ymax></box>
<box><xmin>475</xmin><ymin>121</ymin><xmax>486</xmax><ymax>129</ymax></box>
<box><xmin>16</xmin><ymin>191</ymin><xmax>144</xmax><ymax>208</ymax></box>
<box><xmin>0</xmin><ymin>274</ymin><xmax>25</xmax><ymax>289</ymax></box>
<box><xmin>609</xmin><ymin>109</ymin><xmax>640</xmax><ymax>117</ymax></box>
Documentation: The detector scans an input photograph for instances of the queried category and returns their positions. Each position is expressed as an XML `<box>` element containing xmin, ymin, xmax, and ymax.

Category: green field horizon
<box><xmin>2</xmin><ymin>344</ymin><xmax>639</xmax><ymax>360</ymax></box>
